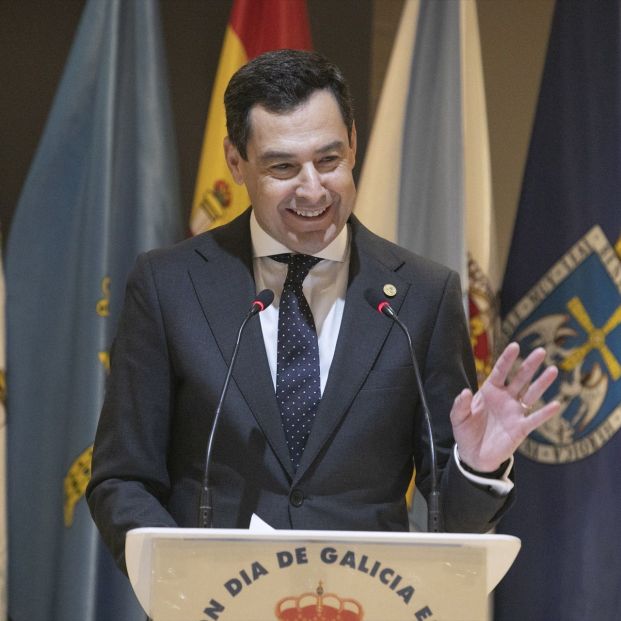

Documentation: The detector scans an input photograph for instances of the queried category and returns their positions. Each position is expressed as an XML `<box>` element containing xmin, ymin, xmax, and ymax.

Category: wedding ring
<box><xmin>519</xmin><ymin>399</ymin><xmax>535</xmax><ymax>415</ymax></box>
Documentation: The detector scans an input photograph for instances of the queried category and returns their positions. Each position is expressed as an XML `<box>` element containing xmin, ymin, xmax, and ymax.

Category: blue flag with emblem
<box><xmin>495</xmin><ymin>2</ymin><xmax>621</xmax><ymax>619</ymax></box>
<box><xmin>6</xmin><ymin>0</ymin><xmax>182</xmax><ymax>619</ymax></box>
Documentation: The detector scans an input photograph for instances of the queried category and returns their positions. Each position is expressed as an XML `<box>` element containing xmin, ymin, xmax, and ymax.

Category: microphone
<box><xmin>198</xmin><ymin>289</ymin><xmax>274</xmax><ymax>528</ymax></box>
<box><xmin>365</xmin><ymin>289</ymin><xmax>442</xmax><ymax>533</ymax></box>
<box><xmin>249</xmin><ymin>288</ymin><xmax>274</xmax><ymax>314</ymax></box>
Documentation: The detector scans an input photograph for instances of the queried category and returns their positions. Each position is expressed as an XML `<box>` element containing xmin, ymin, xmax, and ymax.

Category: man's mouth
<box><xmin>289</xmin><ymin>205</ymin><xmax>330</xmax><ymax>218</ymax></box>
<box><xmin>294</xmin><ymin>206</ymin><xmax>328</xmax><ymax>218</ymax></box>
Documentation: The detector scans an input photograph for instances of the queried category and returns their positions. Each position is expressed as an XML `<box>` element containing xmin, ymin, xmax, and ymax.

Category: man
<box><xmin>86</xmin><ymin>50</ymin><xmax>559</xmax><ymax>574</ymax></box>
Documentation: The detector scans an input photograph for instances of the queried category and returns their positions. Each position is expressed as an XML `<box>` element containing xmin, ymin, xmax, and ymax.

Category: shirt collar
<box><xmin>250</xmin><ymin>209</ymin><xmax>349</xmax><ymax>262</ymax></box>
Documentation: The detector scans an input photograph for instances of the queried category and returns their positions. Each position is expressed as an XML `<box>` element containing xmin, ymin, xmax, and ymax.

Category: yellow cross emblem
<box><xmin>560</xmin><ymin>296</ymin><xmax>621</xmax><ymax>381</ymax></box>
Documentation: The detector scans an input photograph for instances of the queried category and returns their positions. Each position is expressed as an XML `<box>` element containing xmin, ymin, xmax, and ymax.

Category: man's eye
<box><xmin>271</xmin><ymin>163</ymin><xmax>291</xmax><ymax>171</ymax></box>
<box><xmin>318</xmin><ymin>156</ymin><xmax>339</xmax><ymax>169</ymax></box>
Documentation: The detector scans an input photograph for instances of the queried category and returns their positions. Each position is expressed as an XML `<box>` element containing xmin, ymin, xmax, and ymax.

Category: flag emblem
<box><xmin>469</xmin><ymin>255</ymin><xmax>498</xmax><ymax>384</ymax></box>
<box><xmin>502</xmin><ymin>226</ymin><xmax>621</xmax><ymax>464</ymax></box>
<box><xmin>275</xmin><ymin>582</ymin><xmax>363</xmax><ymax>620</ymax></box>
<box><xmin>63</xmin><ymin>445</ymin><xmax>93</xmax><ymax>527</ymax></box>
<box><xmin>199</xmin><ymin>179</ymin><xmax>233</xmax><ymax>223</ymax></box>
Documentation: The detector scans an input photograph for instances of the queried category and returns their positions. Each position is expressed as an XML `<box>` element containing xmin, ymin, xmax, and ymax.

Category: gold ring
<box><xmin>519</xmin><ymin>399</ymin><xmax>534</xmax><ymax>415</ymax></box>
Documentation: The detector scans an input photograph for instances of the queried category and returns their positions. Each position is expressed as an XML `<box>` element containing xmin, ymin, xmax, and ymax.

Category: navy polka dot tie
<box><xmin>271</xmin><ymin>253</ymin><xmax>322</xmax><ymax>469</ymax></box>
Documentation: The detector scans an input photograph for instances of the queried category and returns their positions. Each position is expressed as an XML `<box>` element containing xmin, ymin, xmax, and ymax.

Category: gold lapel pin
<box><xmin>383</xmin><ymin>284</ymin><xmax>397</xmax><ymax>298</ymax></box>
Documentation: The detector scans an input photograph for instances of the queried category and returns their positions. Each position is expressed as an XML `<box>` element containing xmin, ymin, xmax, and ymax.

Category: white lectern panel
<box><xmin>126</xmin><ymin>528</ymin><xmax>519</xmax><ymax>621</ymax></box>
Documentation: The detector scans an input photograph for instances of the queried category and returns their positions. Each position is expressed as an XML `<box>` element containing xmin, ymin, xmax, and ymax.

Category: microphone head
<box><xmin>364</xmin><ymin>288</ymin><xmax>394</xmax><ymax>318</ymax></box>
<box><xmin>252</xmin><ymin>289</ymin><xmax>275</xmax><ymax>312</ymax></box>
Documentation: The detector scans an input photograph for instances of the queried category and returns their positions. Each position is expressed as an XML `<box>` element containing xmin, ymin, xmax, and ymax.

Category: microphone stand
<box><xmin>366</xmin><ymin>291</ymin><xmax>441</xmax><ymax>533</ymax></box>
<box><xmin>198</xmin><ymin>291</ymin><xmax>273</xmax><ymax>528</ymax></box>
<box><xmin>387</xmin><ymin>311</ymin><xmax>441</xmax><ymax>533</ymax></box>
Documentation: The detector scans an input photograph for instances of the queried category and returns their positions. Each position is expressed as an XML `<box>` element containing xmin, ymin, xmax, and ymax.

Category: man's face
<box><xmin>225</xmin><ymin>89</ymin><xmax>357</xmax><ymax>254</ymax></box>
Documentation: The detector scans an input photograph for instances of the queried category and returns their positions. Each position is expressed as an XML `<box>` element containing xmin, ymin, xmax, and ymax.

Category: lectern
<box><xmin>126</xmin><ymin>527</ymin><xmax>519</xmax><ymax>621</ymax></box>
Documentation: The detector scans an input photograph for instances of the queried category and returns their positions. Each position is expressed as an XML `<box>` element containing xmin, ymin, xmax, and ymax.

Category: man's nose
<box><xmin>295</xmin><ymin>165</ymin><xmax>328</xmax><ymax>204</ymax></box>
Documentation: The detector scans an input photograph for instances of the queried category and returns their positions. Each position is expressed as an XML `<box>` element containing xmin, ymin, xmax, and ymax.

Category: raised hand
<box><xmin>450</xmin><ymin>342</ymin><xmax>561</xmax><ymax>472</ymax></box>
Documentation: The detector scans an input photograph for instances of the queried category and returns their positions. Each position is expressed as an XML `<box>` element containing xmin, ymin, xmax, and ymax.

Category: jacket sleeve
<box><xmin>417</xmin><ymin>270</ymin><xmax>514</xmax><ymax>533</ymax></box>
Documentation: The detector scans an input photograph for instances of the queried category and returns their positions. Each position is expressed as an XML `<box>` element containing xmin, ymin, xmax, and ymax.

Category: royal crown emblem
<box><xmin>275</xmin><ymin>582</ymin><xmax>363</xmax><ymax>620</ymax></box>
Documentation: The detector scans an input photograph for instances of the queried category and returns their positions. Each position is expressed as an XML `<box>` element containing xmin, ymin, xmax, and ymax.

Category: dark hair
<box><xmin>224</xmin><ymin>49</ymin><xmax>354</xmax><ymax>159</ymax></box>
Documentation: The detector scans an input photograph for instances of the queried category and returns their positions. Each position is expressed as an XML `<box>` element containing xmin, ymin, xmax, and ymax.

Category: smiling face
<box><xmin>224</xmin><ymin>89</ymin><xmax>357</xmax><ymax>255</ymax></box>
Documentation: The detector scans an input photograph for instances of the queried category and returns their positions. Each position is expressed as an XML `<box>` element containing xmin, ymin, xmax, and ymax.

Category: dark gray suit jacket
<box><xmin>86</xmin><ymin>210</ymin><xmax>513</xmax><ymax>572</ymax></box>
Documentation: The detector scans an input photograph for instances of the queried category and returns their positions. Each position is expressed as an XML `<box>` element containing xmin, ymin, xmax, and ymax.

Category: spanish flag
<box><xmin>190</xmin><ymin>0</ymin><xmax>312</xmax><ymax>235</ymax></box>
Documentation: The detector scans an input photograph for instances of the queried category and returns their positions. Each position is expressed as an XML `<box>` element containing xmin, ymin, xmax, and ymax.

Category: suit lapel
<box><xmin>294</xmin><ymin>218</ymin><xmax>410</xmax><ymax>481</ymax></box>
<box><xmin>189</xmin><ymin>211</ymin><xmax>295</xmax><ymax>479</ymax></box>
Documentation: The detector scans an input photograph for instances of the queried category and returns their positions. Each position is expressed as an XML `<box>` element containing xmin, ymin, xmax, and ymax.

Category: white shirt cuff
<box><xmin>454</xmin><ymin>445</ymin><xmax>515</xmax><ymax>496</ymax></box>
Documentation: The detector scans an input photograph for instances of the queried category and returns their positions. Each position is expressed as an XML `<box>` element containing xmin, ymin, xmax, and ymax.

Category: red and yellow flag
<box><xmin>190</xmin><ymin>0</ymin><xmax>312</xmax><ymax>235</ymax></box>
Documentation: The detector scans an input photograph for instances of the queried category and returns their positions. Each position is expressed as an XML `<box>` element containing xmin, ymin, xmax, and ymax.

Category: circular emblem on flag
<box><xmin>501</xmin><ymin>226</ymin><xmax>621</xmax><ymax>464</ymax></box>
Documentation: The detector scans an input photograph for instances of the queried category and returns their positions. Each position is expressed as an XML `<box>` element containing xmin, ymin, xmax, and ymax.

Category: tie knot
<box><xmin>270</xmin><ymin>253</ymin><xmax>322</xmax><ymax>284</ymax></box>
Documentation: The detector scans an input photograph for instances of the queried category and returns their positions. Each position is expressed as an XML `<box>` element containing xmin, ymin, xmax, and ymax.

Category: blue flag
<box><xmin>496</xmin><ymin>2</ymin><xmax>621</xmax><ymax>619</ymax></box>
<box><xmin>6</xmin><ymin>1</ymin><xmax>182</xmax><ymax>619</ymax></box>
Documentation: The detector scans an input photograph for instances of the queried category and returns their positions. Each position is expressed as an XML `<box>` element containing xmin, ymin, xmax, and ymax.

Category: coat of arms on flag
<box><xmin>501</xmin><ymin>225</ymin><xmax>621</xmax><ymax>464</ymax></box>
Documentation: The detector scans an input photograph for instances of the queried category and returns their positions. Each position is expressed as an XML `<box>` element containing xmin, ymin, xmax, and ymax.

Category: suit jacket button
<box><xmin>290</xmin><ymin>489</ymin><xmax>304</xmax><ymax>507</ymax></box>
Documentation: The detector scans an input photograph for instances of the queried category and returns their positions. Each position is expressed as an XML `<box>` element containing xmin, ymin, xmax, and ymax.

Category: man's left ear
<box><xmin>224</xmin><ymin>137</ymin><xmax>245</xmax><ymax>185</ymax></box>
<box><xmin>350</xmin><ymin>122</ymin><xmax>358</xmax><ymax>167</ymax></box>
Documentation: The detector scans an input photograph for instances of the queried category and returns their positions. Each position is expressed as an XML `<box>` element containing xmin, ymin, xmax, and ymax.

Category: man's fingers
<box><xmin>507</xmin><ymin>346</ymin><xmax>547</xmax><ymax>398</ymax></box>
<box><xmin>450</xmin><ymin>388</ymin><xmax>473</xmax><ymax>426</ymax></box>
<box><xmin>522</xmin><ymin>400</ymin><xmax>561</xmax><ymax>435</ymax></box>
<box><xmin>519</xmin><ymin>365</ymin><xmax>559</xmax><ymax>406</ymax></box>
<box><xmin>487</xmin><ymin>342</ymin><xmax>520</xmax><ymax>388</ymax></box>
